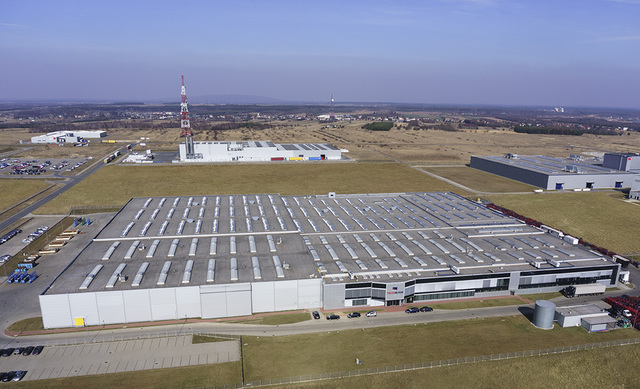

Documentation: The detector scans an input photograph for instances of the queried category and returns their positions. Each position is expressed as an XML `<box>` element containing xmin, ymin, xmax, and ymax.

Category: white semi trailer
<box><xmin>562</xmin><ymin>283</ymin><xmax>606</xmax><ymax>298</ymax></box>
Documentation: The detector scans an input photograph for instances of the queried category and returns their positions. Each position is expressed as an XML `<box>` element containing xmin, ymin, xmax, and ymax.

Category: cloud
<box><xmin>593</xmin><ymin>35</ymin><xmax>640</xmax><ymax>42</ymax></box>
<box><xmin>608</xmin><ymin>0</ymin><xmax>640</xmax><ymax>4</ymax></box>
<box><xmin>0</xmin><ymin>22</ymin><xmax>26</xmax><ymax>28</ymax></box>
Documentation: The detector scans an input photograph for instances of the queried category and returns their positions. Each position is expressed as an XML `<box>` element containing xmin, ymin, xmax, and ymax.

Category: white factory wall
<box><xmin>40</xmin><ymin>279</ymin><xmax>323</xmax><ymax>328</ymax></box>
<box><xmin>39</xmin><ymin>294</ymin><xmax>74</xmax><ymax>329</ymax></box>
<box><xmin>123</xmin><ymin>289</ymin><xmax>153</xmax><ymax>323</ymax></box>
<box><xmin>179</xmin><ymin>142</ymin><xmax>341</xmax><ymax>162</ymax></box>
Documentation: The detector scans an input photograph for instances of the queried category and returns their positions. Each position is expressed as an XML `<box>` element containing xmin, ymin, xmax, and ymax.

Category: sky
<box><xmin>1</xmin><ymin>0</ymin><xmax>640</xmax><ymax>108</ymax></box>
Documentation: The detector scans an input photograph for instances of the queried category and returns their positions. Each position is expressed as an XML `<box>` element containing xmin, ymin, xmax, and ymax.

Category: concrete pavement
<box><xmin>0</xmin><ymin>335</ymin><xmax>239</xmax><ymax>381</ymax></box>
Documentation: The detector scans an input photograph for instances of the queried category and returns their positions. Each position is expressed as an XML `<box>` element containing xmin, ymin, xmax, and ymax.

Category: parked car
<box><xmin>420</xmin><ymin>306</ymin><xmax>433</xmax><ymax>312</ymax></box>
<box><xmin>623</xmin><ymin>309</ymin><xmax>632</xmax><ymax>318</ymax></box>
<box><xmin>312</xmin><ymin>311</ymin><xmax>320</xmax><ymax>319</ymax></box>
<box><xmin>22</xmin><ymin>346</ymin><xmax>34</xmax><ymax>356</ymax></box>
<box><xmin>0</xmin><ymin>254</ymin><xmax>10</xmax><ymax>263</ymax></box>
<box><xmin>0</xmin><ymin>372</ymin><xmax>6</xmax><ymax>381</ymax></box>
<box><xmin>13</xmin><ymin>347</ymin><xmax>24</xmax><ymax>355</ymax></box>
<box><xmin>366</xmin><ymin>311</ymin><xmax>377</xmax><ymax>317</ymax></box>
<box><xmin>2</xmin><ymin>371</ymin><xmax>14</xmax><ymax>382</ymax></box>
<box><xmin>32</xmin><ymin>345</ymin><xmax>44</xmax><ymax>355</ymax></box>
<box><xmin>405</xmin><ymin>307</ymin><xmax>420</xmax><ymax>314</ymax></box>
<box><xmin>1</xmin><ymin>348</ymin><xmax>14</xmax><ymax>357</ymax></box>
<box><xmin>347</xmin><ymin>312</ymin><xmax>361</xmax><ymax>318</ymax></box>
<box><xmin>12</xmin><ymin>370</ymin><xmax>26</xmax><ymax>381</ymax></box>
<box><xmin>326</xmin><ymin>314</ymin><xmax>340</xmax><ymax>320</ymax></box>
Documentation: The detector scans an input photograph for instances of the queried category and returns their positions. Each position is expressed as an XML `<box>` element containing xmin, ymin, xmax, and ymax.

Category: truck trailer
<box><xmin>562</xmin><ymin>283</ymin><xmax>606</xmax><ymax>298</ymax></box>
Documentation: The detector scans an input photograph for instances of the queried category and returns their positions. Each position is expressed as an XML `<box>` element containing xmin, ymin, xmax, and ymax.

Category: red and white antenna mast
<box><xmin>180</xmin><ymin>75</ymin><xmax>192</xmax><ymax>137</ymax></box>
<box><xmin>180</xmin><ymin>75</ymin><xmax>195</xmax><ymax>157</ymax></box>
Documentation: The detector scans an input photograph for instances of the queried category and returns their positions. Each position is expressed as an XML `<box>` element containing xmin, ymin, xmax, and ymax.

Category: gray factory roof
<box><xmin>555</xmin><ymin>304</ymin><xmax>608</xmax><ymax>318</ymax></box>
<box><xmin>474</xmin><ymin>154</ymin><xmax>635</xmax><ymax>176</ymax></box>
<box><xmin>46</xmin><ymin>192</ymin><xmax>616</xmax><ymax>294</ymax></box>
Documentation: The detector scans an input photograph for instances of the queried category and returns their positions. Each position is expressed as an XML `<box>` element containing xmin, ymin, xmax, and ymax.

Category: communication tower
<box><xmin>180</xmin><ymin>75</ymin><xmax>195</xmax><ymax>157</ymax></box>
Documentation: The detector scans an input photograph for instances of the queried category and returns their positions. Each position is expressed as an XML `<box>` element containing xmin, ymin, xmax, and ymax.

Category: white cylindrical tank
<box><xmin>532</xmin><ymin>300</ymin><xmax>556</xmax><ymax>329</ymax></box>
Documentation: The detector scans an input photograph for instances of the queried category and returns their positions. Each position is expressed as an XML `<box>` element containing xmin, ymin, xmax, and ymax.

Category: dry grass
<box><xmin>0</xmin><ymin>179</ymin><xmax>51</xmax><ymax>210</ymax></box>
<box><xmin>12</xmin><ymin>362</ymin><xmax>241</xmax><ymax>389</ymax></box>
<box><xmin>419</xmin><ymin>166</ymin><xmax>538</xmax><ymax>193</ymax></box>
<box><xmin>243</xmin><ymin>315</ymin><xmax>638</xmax><ymax>381</ymax></box>
<box><xmin>5</xmin><ymin>317</ymin><xmax>44</xmax><ymax>333</ymax></box>
<box><xmin>34</xmin><ymin>163</ymin><xmax>463</xmax><ymax>214</ymax></box>
<box><xmin>227</xmin><ymin>312</ymin><xmax>311</xmax><ymax>325</ymax></box>
<box><xmin>281</xmin><ymin>344</ymin><xmax>640</xmax><ymax>388</ymax></box>
<box><xmin>487</xmin><ymin>191</ymin><xmax>640</xmax><ymax>255</ymax></box>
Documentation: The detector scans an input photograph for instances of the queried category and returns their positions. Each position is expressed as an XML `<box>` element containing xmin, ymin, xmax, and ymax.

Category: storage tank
<box><xmin>532</xmin><ymin>300</ymin><xmax>556</xmax><ymax>329</ymax></box>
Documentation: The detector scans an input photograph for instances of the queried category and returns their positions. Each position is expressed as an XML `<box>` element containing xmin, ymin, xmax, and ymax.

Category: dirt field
<box><xmin>6</xmin><ymin>120</ymin><xmax>640</xmax><ymax>165</ymax></box>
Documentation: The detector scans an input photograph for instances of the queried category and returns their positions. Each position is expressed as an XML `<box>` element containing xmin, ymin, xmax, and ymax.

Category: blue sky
<box><xmin>2</xmin><ymin>0</ymin><xmax>640</xmax><ymax>107</ymax></box>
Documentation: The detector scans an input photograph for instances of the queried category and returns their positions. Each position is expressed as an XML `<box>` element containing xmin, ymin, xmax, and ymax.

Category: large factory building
<box><xmin>39</xmin><ymin>192</ymin><xmax>620</xmax><ymax>328</ymax></box>
<box><xmin>470</xmin><ymin>154</ymin><xmax>637</xmax><ymax>190</ymax></box>
<box><xmin>178</xmin><ymin>141</ymin><xmax>342</xmax><ymax>162</ymax></box>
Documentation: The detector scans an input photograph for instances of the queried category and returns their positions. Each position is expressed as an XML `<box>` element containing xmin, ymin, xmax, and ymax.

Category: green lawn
<box><xmin>242</xmin><ymin>315</ymin><xmax>638</xmax><ymax>381</ymax></box>
<box><xmin>419</xmin><ymin>166</ymin><xmax>537</xmax><ymax>193</ymax></box>
<box><xmin>35</xmin><ymin>163</ymin><xmax>462</xmax><ymax>214</ymax></box>
<box><xmin>487</xmin><ymin>191</ymin><xmax>640</xmax><ymax>255</ymax></box>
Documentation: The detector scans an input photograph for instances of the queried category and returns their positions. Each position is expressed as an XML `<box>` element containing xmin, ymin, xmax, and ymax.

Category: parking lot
<box><xmin>0</xmin><ymin>336</ymin><xmax>239</xmax><ymax>381</ymax></box>
<box><xmin>0</xmin><ymin>157</ymin><xmax>91</xmax><ymax>177</ymax></box>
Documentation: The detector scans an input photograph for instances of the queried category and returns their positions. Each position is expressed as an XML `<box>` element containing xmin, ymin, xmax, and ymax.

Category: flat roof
<box><xmin>46</xmin><ymin>192</ymin><xmax>618</xmax><ymax>295</ymax></box>
<box><xmin>556</xmin><ymin>304</ymin><xmax>608</xmax><ymax>318</ymax></box>
<box><xmin>474</xmin><ymin>155</ymin><xmax>636</xmax><ymax>176</ymax></box>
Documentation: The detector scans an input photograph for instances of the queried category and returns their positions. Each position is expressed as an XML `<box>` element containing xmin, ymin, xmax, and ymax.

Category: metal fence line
<box><xmin>196</xmin><ymin>337</ymin><xmax>640</xmax><ymax>389</ymax></box>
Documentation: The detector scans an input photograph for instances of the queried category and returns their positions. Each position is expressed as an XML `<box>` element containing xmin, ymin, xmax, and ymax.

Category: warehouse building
<box><xmin>178</xmin><ymin>141</ymin><xmax>342</xmax><ymax>162</ymax></box>
<box><xmin>31</xmin><ymin>130</ymin><xmax>107</xmax><ymax>144</ymax></box>
<box><xmin>629</xmin><ymin>176</ymin><xmax>640</xmax><ymax>200</ymax></box>
<box><xmin>470</xmin><ymin>154</ymin><xmax>637</xmax><ymax>190</ymax></box>
<box><xmin>39</xmin><ymin>192</ymin><xmax>621</xmax><ymax>328</ymax></box>
<box><xmin>602</xmin><ymin>153</ymin><xmax>640</xmax><ymax>172</ymax></box>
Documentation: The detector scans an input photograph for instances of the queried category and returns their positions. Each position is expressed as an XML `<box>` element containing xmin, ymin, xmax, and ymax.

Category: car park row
<box><xmin>0</xmin><ymin>345</ymin><xmax>45</xmax><ymax>381</ymax></box>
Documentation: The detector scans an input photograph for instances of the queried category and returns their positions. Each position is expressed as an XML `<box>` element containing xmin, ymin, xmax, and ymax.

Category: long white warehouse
<box><xmin>39</xmin><ymin>192</ymin><xmax>621</xmax><ymax>328</ymax></box>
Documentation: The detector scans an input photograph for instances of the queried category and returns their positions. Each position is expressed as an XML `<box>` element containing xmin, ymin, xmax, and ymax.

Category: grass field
<box><xmin>419</xmin><ymin>166</ymin><xmax>537</xmax><ymax>193</ymax></box>
<box><xmin>280</xmin><ymin>343</ymin><xmax>640</xmax><ymax>388</ymax></box>
<box><xmin>10</xmin><ymin>362</ymin><xmax>241</xmax><ymax>389</ymax></box>
<box><xmin>0</xmin><ymin>179</ymin><xmax>50</xmax><ymax>211</ymax></box>
<box><xmin>5</xmin><ymin>317</ymin><xmax>44</xmax><ymax>333</ymax></box>
<box><xmin>487</xmin><ymin>191</ymin><xmax>640</xmax><ymax>255</ymax></box>
<box><xmin>228</xmin><ymin>312</ymin><xmax>311</xmax><ymax>325</ymax></box>
<box><xmin>34</xmin><ymin>163</ymin><xmax>463</xmax><ymax>214</ymax></box>
<box><xmin>242</xmin><ymin>315</ymin><xmax>638</xmax><ymax>381</ymax></box>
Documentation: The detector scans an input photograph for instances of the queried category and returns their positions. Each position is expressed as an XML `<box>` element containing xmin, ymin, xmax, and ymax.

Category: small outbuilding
<box><xmin>581</xmin><ymin>315</ymin><xmax>617</xmax><ymax>332</ymax></box>
<box><xmin>555</xmin><ymin>304</ymin><xmax>610</xmax><ymax>328</ymax></box>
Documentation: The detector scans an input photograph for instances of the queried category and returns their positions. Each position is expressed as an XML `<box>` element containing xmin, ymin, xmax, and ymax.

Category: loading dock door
<box><xmin>555</xmin><ymin>183</ymin><xmax>564</xmax><ymax>190</ymax></box>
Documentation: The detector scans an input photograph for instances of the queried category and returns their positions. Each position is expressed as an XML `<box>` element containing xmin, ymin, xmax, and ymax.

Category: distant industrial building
<box><xmin>470</xmin><ymin>154</ymin><xmax>637</xmax><ymax>190</ymax></box>
<box><xmin>39</xmin><ymin>191</ymin><xmax>621</xmax><ymax>328</ymax></box>
<box><xmin>31</xmin><ymin>130</ymin><xmax>107</xmax><ymax>144</ymax></box>
<box><xmin>178</xmin><ymin>141</ymin><xmax>342</xmax><ymax>162</ymax></box>
<box><xmin>602</xmin><ymin>153</ymin><xmax>640</xmax><ymax>172</ymax></box>
<box><xmin>629</xmin><ymin>176</ymin><xmax>640</xmax><ymax>200</ymax></box>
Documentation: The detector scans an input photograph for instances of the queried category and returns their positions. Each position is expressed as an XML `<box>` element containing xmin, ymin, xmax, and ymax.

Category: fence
<box><xmin>68</xmin><ymin>205</ymin><xmax>123</xmax><ymax>215</ymax></box>
<box><xmin>198</xmin><ymin>337</ymin><xmax>640</xmax><ymax>389</ymax></box>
